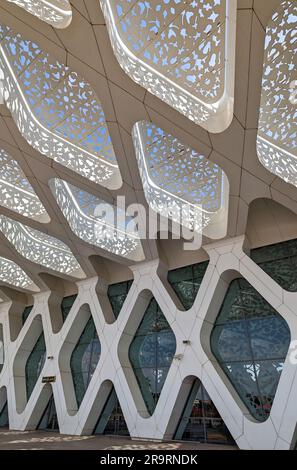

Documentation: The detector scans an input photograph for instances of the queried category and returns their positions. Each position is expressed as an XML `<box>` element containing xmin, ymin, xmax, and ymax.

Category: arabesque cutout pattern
<box><xmin>5</xmin><ymin>0</ymin><xmax>72</xmax><ymax>29</ymax></box>
<box><xmin>0</xmin><ymin>24</ymin><xmax>122</xmax><ymax>189</ymax></box>
<box><xmin>0</xmin><ymin>256</ymin><xmax>37</xmax><ymax>291</ymax></box>
<box><xmin>0</xmin><ymin>149</ymin><xmax>49</xmax><ymax>222</ymax></box>
<box><xmin>257</xmin><ymin>1</ymin><xmax>297</xmax><ymax>186</ymax></box>
<box><xmin>133</xmin><ymin>121</ymin><xmax>229</xmax><ymax>236</ymax></box>
<box><xmin>0</xmin><ymin>215</ymin><xmax>84</xmax><ymax>278</ymax></box>
<box><xmin>49</xmin><ymin>179</ymin><xmax>144</xmax><ymax>261</ymax></box>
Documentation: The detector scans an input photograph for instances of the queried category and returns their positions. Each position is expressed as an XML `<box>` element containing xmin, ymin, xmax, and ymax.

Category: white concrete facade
<box><xmin>0</xmin><ymin>0</ymin><xmax>296</xmax><ymax>452</ymax></box>
<box><xmin>0</xmin><ymin>235</ymin><xmax>296</xmax><ymax>450</ymax></box>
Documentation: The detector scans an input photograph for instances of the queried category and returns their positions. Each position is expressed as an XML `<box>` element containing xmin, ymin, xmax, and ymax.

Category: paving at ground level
<box><xmin>0</xmin><ymin>429</ymin><xmax>236</xmax><ymax>450</ymax></box>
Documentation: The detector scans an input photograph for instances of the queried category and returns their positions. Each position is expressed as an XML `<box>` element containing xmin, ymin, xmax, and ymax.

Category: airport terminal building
<box><xmin>0</xmin><ymin>0</ymin><xmax>296</xmax><ymax>450</ymax></box>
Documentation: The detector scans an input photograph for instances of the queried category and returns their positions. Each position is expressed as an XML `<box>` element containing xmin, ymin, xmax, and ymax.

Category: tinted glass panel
<box><xmin>38</xmin><ymin>395</ymin><xmax>59</xmax><ymax>431</ymax></box>
<box><xmin>61</xmin><ymin>295</ymin><xmax>77</xmax><ymax>322</ymax></box>
<box><xmin>168</xmin><ymin>261</ymin><xmax>209</xmax><ymax>309</ymax></box>
<box><xmin>175</xmin><ymin>380</ymin><xmax>235</xmax><ymax>445</ymax></box>
<box><xmin>94</xmin><ymin>388</ymin><xmax>129</xmax><ymax>436</ymax></box>
<box><xmin>70</xmin><ymin>316</ymin><xmax>101</xmax><ymax>407</ymax></box>
<box><xmin>25</xmin><ymin>333</ymin><xmax>46</xmax><ymax>400</ymax></box>
<box><xmin>22</xmin><ymin>305</ymin><xmax>33</xmax><ymax>325</ymax></box>
<box><xmin>107</xmin><ymin>280</ymin><xmax>133</xmax><ymax>318</ymax></box>
<box><xmin>0</xmin><ymin>402</ymin><xmax>8</xmax><ymax>427</ymax></box>
<box><xmin>129</xmin><ymin>298</ymin><xmax>176</xmax><ymax>415</ymax></box>
<box><xmin>210</xmin><ymin>278</ymin><xmax>290</xmax><ymax>422</ymax></box>
<box><xmin>251</xmin><ymin>239</ymin><xmax>297</xmax><ymax>291</ymax></box>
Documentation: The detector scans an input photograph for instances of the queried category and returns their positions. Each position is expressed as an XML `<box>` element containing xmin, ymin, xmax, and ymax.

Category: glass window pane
<box><xmin>22</xmin><ymin>305</ymin><xmax>33</xmax><ymax>325</ymax></box>
<box><xmin>70</xmin><ymin>316</ymin><xmax>101</xmax><ymax>407</ymax></box>
<box><xmin>61</xmin><ymin>295</ymin><xmax>77</xmax><ymax>322</ymax></box>
<box><xmin>248</xmin><ymin>317</ymin><xmax>290</xmax><ymax>360</ymax></box>
<box><xmin>168</xmin><ymin>261</ymin><xmax>209</xmax><ymax>309</ymax></box>
<box><xmin>129</xmin><ymin>297</ymin><xmax>176</xmax><ymax>415</ymax></box>
<box><xmin>108</xmin><ymin>280</ymin><xmax>133</xmax><ymax>318</ymax></box>
<box><xmin>0</xmin><ymin>402</ymin><xmax>8</xmax><ymax>428</ymax></box>
<box><xmin>175</xmin><ymin>380</ymin><xmax>235</xmax><ymax>445</ymax></box>
<box><xmin>210</xmin><ymin>277</ymin><xmax>290</xmax><ymax>422</ymax></box>
<box><xmin>251</xmin><ymin>239</ymin><xmax>297</xmax><ymax>292</ymax></box>
<box><xmin>211</xmin><ymin>323</ymin><xmax>251</xmax><ymax>362</ymax></box>
<box><xmin>25</xmin><ymin>333</ymin><xmax>46</xmax><ymax>401</ymax></box>
<box><xmin>255</xmin><ymin>360</ymin><xmax>285</xmax><ymax>421</ymax></box>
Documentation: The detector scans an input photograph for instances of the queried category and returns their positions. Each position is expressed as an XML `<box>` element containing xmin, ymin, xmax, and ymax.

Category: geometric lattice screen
<box><xmin>133</xmin><ymin>121</ymin><xmax>229</xmax><ymax>237</ymax></box>
<box><xmin>61</xmin><ymin>295</ymin><xmax>77</xmax><ymax>322</ymax></box>
<box><xmin>0</xmin><ymin>23</ymin><xmax>121</xmax><ymax>189</ymax></box>
<box><xmin>251</xmin><ymin>239</ymin><xmax>297</xmax><ymax>292</ymax></box>
<box><xmin>257</xmin><ymin>0</ymin><xmax>297</xmax><ymax>187</ymax></box>
<box><xmin>0</xmin><ymin>402</ymin><xmax>8</xmax><ymax>428</ymax></box>
<box><xmin>5</xmin><ymin>0</ymin><xmax>72</xmax><ymax>29</ymax></box>
<box><xmin>101</xmin><ymin>0</ymin><xmax>237</xmax><ymax>132</ymax></box>
<box><xmin>49</xmin><ymin>179</ymin><xmax>144</xmax><ymax>261</ymax></box>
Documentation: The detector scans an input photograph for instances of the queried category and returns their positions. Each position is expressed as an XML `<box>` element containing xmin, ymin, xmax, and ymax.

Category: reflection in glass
<box><xmin>257</xmin><ymin>1</ymin><xmax>297</xmax><ymax>186</ymax></box>
<box><xmin>94</xmin><ymin>388</ymin><xmax>129</xmax><ymax>436</ymax></box>
<box><xmin>22</xmin><ymin>305</ymin><xmax>33</xmax><ymax>325</ymax></box>
<box><xmin>0</xmin><ymin>325</ymin><xmax>3</xmax><ymax>374</ymax></box>
<box><xmin>129</xmin><ymin>298</ymin><xmax>176</xmax><ymax>415</ymax></box>
<box><xmin>5</xmin><ymin>0</ymin><xmax>72</xmax><ymax>29</ymax></box>
<box><xmin>25</xmin><ymin>333</ymin><xmax>46</xmax><ymax>401</ymax></box>
<box><xmin>251</xmin><ymin>238</ymin><xmax>297</xmax><ymax>291</ymax></box>
<box><xmin>0</xmin><ymin>402</ymin><xmax>8</xmax><ymax>427</ymax></box>
<box><xmin>107</xmin><ymin>280</ymin><xmax>133</xmax><ymax>319</ymax></box>
<box><xmin>168</xmin><ymin>261</ymin><xmax>209</xmax><ymax>309</ymax></box>
<box><xmin>175</xmin><ymin>380</ymin><xmax>234</xmax><ymax>445</ymax></box>
<box><xmin>0</xmin><ymin>256</ymin><xmax>37</xmax><ymax>291</ymax></box>
<box><xmin>38</xmin><ymin>395</ymin><xmax>59</xmax><ymax>431</ymax></box>
<box><xmin>0</xmin><ymin>215</ymin><xmax>84</xmax><ymax>278</ymax></box>
<box><xmin>50</xmin><ymin>179</ymin><xmax>144</xmax><ymax>261</ymax></box>
<box><xmin>210</xmin><ymin>278</ymin><xmax>290</xmax><ymax>421</ymax></box>
<box><xmin>70</xmin><ymin>317</ymin><xmax>101</xmax><ymax>407</ymax></box>
<box><xmin>61</xmin><ymin>294</ymin><xmax>77</xmax><ymax>322</ymax></box>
